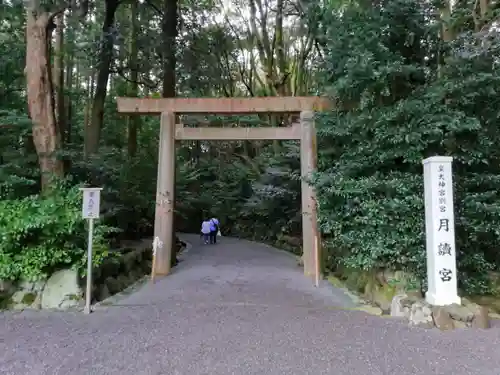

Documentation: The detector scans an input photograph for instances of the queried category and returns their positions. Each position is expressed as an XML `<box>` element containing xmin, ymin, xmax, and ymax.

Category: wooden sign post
<box><xmin>79</xmin><ymin>187</ymin><xmax>102</xmax><ymax>314</ymax></box>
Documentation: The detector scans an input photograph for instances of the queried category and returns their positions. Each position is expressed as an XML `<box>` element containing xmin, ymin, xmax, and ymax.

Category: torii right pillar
<box><xmin>300</xmin><ymin>111</ymin><xmax>322</xmax><ymax>284</ymax></box>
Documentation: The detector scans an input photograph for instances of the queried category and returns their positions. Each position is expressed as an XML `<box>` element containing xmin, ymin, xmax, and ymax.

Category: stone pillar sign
<box><xmin>422</xmin><ymin>156</ymin><xmax>461</xmax><ymax>306</ymax></box>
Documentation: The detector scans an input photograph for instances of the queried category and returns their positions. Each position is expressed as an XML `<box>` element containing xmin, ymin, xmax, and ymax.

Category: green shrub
<box><xmin>313</xmin><ymin>0</ymin><xmax>500</xmax><ymax>295</ymax></box>
<box><xmin>0</xmin><ymin>183</ymin><xmax>119</xmax><ymax>281</ymax></box>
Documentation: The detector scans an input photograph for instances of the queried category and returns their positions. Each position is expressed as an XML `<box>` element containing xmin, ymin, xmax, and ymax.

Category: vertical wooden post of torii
<box><xmin>152</xmin><ymin>112</ymin><xmax>176</xmax><ymax>277</ymax></box>
<box><xmin>300</xmin><ymin>111</ymin><xmax>322</xmax><ymax>285</ymax></box>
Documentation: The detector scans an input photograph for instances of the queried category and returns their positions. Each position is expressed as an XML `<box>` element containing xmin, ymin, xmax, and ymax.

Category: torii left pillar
<box><xmin>153</xmin><ymin>112</ymin><xmax>175</xmax><ymax>275</ymax></box>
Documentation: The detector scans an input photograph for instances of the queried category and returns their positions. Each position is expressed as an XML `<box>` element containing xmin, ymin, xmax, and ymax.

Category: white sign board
<box><xmin>80</xmin><ymin>187</ymin><xmax>102</xmax><ymax>219</ymax></box>
<box><xmin>422</xmin><ymin>156</ymin><xmax>461</xmax><ymax>306</ymax></box>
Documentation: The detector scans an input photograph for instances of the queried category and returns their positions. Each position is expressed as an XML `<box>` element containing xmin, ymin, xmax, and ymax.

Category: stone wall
<box><xmin>330</xmin><ymin>268</ymin><xmax>422</xmax><ymax>313</ymax></box>
<box><xmin>276</xmin><ymin>235</ymin><xmax>302</xmax><ymax>256</ymax></box>
<box><xmin>0</xmin><ymin>237</ymin><xmax>185</xmax><ymax>311</ymax></box>
<box><xmin>269</xmin><ymin>237</ymin><xmax>498</xmax><ymax>331</ymax></box>
<box><xmin>391</xmin><ymin>294</ymin><xmax>490</xmax><ymax>329</ymax></box>
<box><xmin>330</xmin><ymin>267</ymin><xmax>494</xmax><ymax>330</ymax></box>
<box><xmin>90</xmin><ymin>243</ymin><xmax>154</xmax><ymax>303</ymax></box>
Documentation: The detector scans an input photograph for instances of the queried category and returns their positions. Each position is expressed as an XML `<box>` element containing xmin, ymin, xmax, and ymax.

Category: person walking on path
<box><xmin>209</xmin><ymin>217</ymin><xmax>220</xmax><ymax>244</ymax></box>
<box><xmin>200</xmin><ymin>219</ymin><xmax>212</xmax><ymax>245</ymax></box>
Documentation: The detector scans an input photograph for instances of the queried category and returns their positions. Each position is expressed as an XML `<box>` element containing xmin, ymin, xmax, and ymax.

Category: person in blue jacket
<box><xmin>209</xmin><ymin>217</ymin><xmax>220</xmax><ymax>244</ymax></box>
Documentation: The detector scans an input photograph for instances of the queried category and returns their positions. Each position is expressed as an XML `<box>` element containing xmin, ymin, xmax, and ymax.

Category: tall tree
<box><xmin>127</xmin><ymin>0</ymin><xmax>140</xmax><ymax>157</ymax></box>
<box><xmin>24</xmin><ymin>0</ymin><xmax>88</xmax><ymax>191</ymax></box>
<box><xmin>162</xmin><ymin>0</ymin><xmax>178</xmax><ymax>97</ymax></box>
<box><xmin>86</xmin><ymin>0</ymin><xmax>120</xmax><ymax>156</ymax></box>
<box><xmin>53</xmin><ymin>5</ymin><xmax>66</xmax><ymax>147</ymax></box>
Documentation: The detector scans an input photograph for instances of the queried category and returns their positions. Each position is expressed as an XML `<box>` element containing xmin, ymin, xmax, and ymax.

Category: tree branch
<box><xmin>112</xmin><ymin>66</ymin><xmax>159</xmax><ymax>89</ymax></box>
<box><xmin>49</xmin><ymin>0</ymin><xmax>89</xmax><ymax>23</ymax></box>
<box><xmin>143</xmin><ymin>0</ymin><xmax>163</xmax><ymax>16</ymax></box>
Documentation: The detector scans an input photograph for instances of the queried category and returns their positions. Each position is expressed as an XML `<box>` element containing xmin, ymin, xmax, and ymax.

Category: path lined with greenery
<box><xmin>3</xmin><ymin>0</ymin><xmax>500</xmax><ymax>299</ymax></box>
<box><xmin>2</xmin><ymin>236</ymin><xmax>500</xmax><ymax>375</ymax></box>
<box><xmin>2</xmin><ymin>3</ymin><xmax>500</xmax><ymax>372</ymax></box>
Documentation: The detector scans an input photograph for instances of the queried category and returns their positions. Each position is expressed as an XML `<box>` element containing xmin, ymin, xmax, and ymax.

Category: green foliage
<box><xmin>0</xmin><ymin>3</ymin><xmax>25</xmax><ymax>111</ymax></box>
<box><xmin>0</xmin><ymin>183</ymin><xmax>117</xmax><ymax>281</ymax></box>
<box><xmin>2</xmin><ymin>0</ymin><xmax>500</xmax><ymax>301</ymax></box>
<box><xmin>237</xmin><ymin>143</ymin><xmax>302</xmax><ymax>241</ymax></box>
<box><xmin>71</xmin><ymin>146</ymin><xmax>159</xmax><ymax>240</ymax></box>
<box><xmin>313</xmin><ymin>0</ymin><xmax>500</xmax><ymax>294</ymax></box>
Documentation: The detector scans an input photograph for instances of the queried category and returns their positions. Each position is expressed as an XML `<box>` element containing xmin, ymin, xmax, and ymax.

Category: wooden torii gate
<box><xmin>116</xmin><ymin>96</ymin><xmax>328</xmax><ymax>285</ymax></box>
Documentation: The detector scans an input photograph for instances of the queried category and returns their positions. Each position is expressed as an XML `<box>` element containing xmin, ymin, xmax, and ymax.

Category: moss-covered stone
<box><xmin>66</xmin><ymin>293</ymin><xmax>80</xmax><ymax>301</ymax></box>
<box><xmin>116</xmin><ymin>274</ymin><xmax>131</xmax><ymax>291</ymax></box>
<box><xmin>327</xmin><ymin>275</ymin><xmax>345</xmax><ymax>288</ymax></box>
<box><xmin>385</xmin><ymin>270</ymin><xmax>421</xmax><ymax>292</ymax></box>
<box><xmin>99</xmin><ymin>258</ymin><xmax>122</xmax><ymax>279</ymax></box>
<box><xmin>0</xmin><ymin>295</ymin><xmax>11</xmax><ymax>310</ymax></box>
<box><xmin>353</xmin><ymin>305</ymin><xmax>383</xmax><ymax>316</ymax></box>
<box><xmin>141</xmin><ymin>260</ymin><xmax>152</xmax><ymax>274</ymax></box>
<box><xmin>91</xmin><ymin>267</ymin><xmax>102</xmax><ymax>284</ymax></box>
<box><xmin>331</xmin><ymin>267</ymin><xmax>420</xmax><ymax>311</ymax></box>
<box><xmin>370</xmin><ymin>283</ymin><xmax>396</xmax><ymax>311</ymax></box>
<box><xmin>135</xmin><ymin>251</ymin><xmax>144</xmax><ymax>265</ymax></box>
<box><xmin>105</xmin><ymin>277</ymin><xmax>122</xmax><ymax>294</ymax></box>
<box><xmin>467</xmin><ymin>295</ymin><xmax>500</xmax><ymax>314</ymax></box>
<box><xmin>122</xmin><ymin>251</ymin><xmax>139</xmax><ymax>272</ymax></box>
<box><xmin>343</xmin><ymin>269</ymin><xmax>372</xmax><ymax>294</ymax></box>
<box><xmin>21</xmin><ymin>292</ymin><xmax>37</xmax><ymax>305</ymax></box>
<box><xmin>100</xmin><ymin>284</ymin><xmax>112</xmax><ymax>300</ymax></box>
<box><xmin>142</xmin><ymin>249</ymin><xmax>152</xmax><ymax>262</ymax></box>
<box><xmin>128</xmin><ymin>269</ymin><xmax>144</xmax><ymax>283</ymax></box>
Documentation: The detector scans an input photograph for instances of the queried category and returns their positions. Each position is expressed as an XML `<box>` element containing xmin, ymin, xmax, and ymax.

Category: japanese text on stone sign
<box><xmin>436</xmin><ymin>164</ymin><xmax>454</xmax><ymax>283</ymax></box>
<box><xmin>439</xmin><ymin>268</ymin><xmax>452</xmax><ymax>282</ymax></box>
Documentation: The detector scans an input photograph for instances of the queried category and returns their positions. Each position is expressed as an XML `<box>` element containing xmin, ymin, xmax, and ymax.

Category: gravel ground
<box><xmin>1</xmin><ymin>234</ymin><xmax>500</xmax><ymax>375</ymax></box>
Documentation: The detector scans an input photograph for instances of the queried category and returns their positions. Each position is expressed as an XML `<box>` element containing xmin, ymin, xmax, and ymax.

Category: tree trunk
<box><xmin>25</xmin><ymin>10</ymin><xmax>64</xmax><ymax>191</ymax></box>
<box><xmin>474</xmin><ymin>0</ymin><xmax>490</xmax><ymax>31</ymax></box>
<box><xmin>64</xmin><ymin>12</ymin><xmax>76</xmax><ymax>172</ymax></box>
<box><xmin>84</xmin><ymin>73</ymin><xmax>94</xmax><ymax>135</ymax></box>
<box><xmin>65</xmin><ymin>43</ymin><xmax>73</xmax><ymax>145</ymax></box>
<box><xmin>162</xmin><ymin>0</ymin><xmax>177</xmax><ymax>97</ymax></box>
<box><xmin>53</xmin><ymin>9</ymin><xmax>68</xmax><ymax>173</ymax></box>
<box><xmin>53</xmin><ymin>10</ymin><xmax>65</xmax><ymax>143</ymax></box>
<box><xmin>127</xmin><ymin>0</ymin><xmax>139</xmax><ymax>157</ymax></box>
<box><xmin>85</xmin><ymin>0</ymin><xmax>120</xmax><ymax>156</ymax></box>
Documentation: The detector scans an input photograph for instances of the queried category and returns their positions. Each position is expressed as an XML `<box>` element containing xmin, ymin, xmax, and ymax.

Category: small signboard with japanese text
<box><xmin>80</xmin><ymin>187</ymin><xmax>102</xmax><ymax>219</ymax></box>
<box><xmin>79</xmin><ymin>187</ymin><xmax>103</xmax><ymax>314</ymax></box>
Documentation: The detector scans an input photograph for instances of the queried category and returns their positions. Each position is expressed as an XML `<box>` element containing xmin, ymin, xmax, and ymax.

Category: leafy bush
<box><xmin>70</xmin><ymin>147</ymin><xmax>159</xmax><ymax>240</ymax></box>
<box><xmin>0</xmin><ymin>182</ymin><xmax>118</xmax><ymax>281</ymax></box>
<box><xmin>313</xmin><ymin>0</ymin><xmax>500</xmax><ymax>294</ymax></box>
<box><xmin>237</xmin><ymin>143</ymin><xmax>302</xmax><ymax>242</ymax></box>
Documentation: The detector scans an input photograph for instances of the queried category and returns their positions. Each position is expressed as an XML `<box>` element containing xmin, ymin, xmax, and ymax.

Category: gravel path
<box><xmin>2</xmin><ymin>234</ymin><xmax>500</xmax><ymax>375</ymax></box>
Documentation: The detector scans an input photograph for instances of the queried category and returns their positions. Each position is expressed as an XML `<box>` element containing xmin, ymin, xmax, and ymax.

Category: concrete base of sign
<box><xmin>425</xmin><ymin>291</ymin><xmax>461</xmax><ymax>306</ymax></box>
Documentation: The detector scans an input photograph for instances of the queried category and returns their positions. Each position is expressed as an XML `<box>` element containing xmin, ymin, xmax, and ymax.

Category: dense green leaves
<box><xmin>0</xmin><ymin>183</ymin><xmax>116</xmax><ymax>281</ymax></box>
<box><xmin>313</xmin><ymin>0</ymin><xmax>500</xmax><ymax>294</ymax></box>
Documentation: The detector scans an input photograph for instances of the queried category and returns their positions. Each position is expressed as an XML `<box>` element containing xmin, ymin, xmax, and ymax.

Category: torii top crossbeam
<box><xmin>116</xmin><ymin>96</ymin><xmax>329</xmax><ymax>114</ymax></box>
